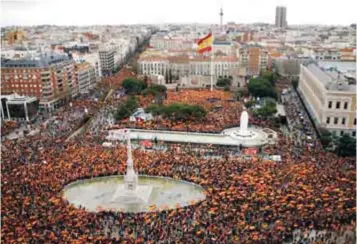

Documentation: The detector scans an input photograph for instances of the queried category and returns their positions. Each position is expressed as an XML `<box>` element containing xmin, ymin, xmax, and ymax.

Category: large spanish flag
<box><xmin>197</xmin><ymin>33</ymin><xmax>213</xmax><ymax>54</ymax></box>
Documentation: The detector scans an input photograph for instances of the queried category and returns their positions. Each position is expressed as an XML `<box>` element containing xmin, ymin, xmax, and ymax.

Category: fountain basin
<box><xmin>62</xmin><ymin>175</ymin><xmax>206</xmax><ymax>213</ymax></box>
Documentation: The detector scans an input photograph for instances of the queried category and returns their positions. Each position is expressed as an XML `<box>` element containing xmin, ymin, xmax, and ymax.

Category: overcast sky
<box><xmin>1</xmin><ymin>0</ymin><xmax>356</xmax><ymax>26</ymax></box>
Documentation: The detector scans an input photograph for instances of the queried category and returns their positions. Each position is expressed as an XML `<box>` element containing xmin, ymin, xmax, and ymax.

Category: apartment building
<box><xmin>238</xmin><ymin>45</ymin><xmax>269</xmax><ymax>76</ymax></box>
<box><xmin>340</xmin><ymin>48</ymin><xmax>356</xmax><ymax>61</ymax></box>
<box><xmin>99</xmin><ymin>48</ymin><xmax>115</xmax><ymax>76</ymax></box>
<box><xmin>312</xmin><ymin>48</ymin><xmax>341</xmax><ymax>61</ymax></box>
<box><xmin>75</xmin><ymin>62</ymin><xmax>97</xmax><ymax>94</ymax></box>
<box><xmin>298</xmin><ymin>61</ymin><xmax>356</xmax><ymax>137</ymax></box>
<box><xmin>150</xmin><ymin>36</ymin><xmax>193</xmax><ymax>50</ymax></box>
<box><xmin>1</xmin><ymin>53</ymin><xmax>77</xmax><ymax>112</ymax></box>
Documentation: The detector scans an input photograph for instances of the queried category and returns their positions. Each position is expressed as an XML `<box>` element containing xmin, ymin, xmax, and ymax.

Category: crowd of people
<box><xmin>283</xmin><ymin>89</ymin><xmax>322</xmax><ymax>153</ymax></box>
<box><xmin>1</xmin><ymin>85</ymin><xmax>356</xmax><ymax>243</ymax></box>
<box><xmin>117</xmin><ymin>89</ymin><xmax>277</xmax><ymax>134</ymax></box>
<box><xmin>1</xmin><ymin>120</ymin><xmax>19</xmax><ymax>136</ymax></box>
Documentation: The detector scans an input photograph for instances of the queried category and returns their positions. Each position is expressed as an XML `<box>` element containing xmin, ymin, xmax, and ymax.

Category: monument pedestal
<box><xmin>111</xmin><ymin>184</ymin><xmax>153</xmax><ymax>204</ymax></box>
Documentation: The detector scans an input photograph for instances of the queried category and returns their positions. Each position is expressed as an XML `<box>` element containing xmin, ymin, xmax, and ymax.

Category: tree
<box><xmin>122</xmin><ymin>78</ymin><xmax>147</xmax><ymax>94</ymax></box>
<box><xmin>260</xmin><ymin>71</ymin><xmax>276</xmax><ymax>86</ymax></box>
<box><xmin>114</xmin><ymin>96</ymin><xmax>138</xmax><ymax>121</ymax></box>
<box><xmin>143</xmin><ymin>75</ymin><xmax>148</xmax><ymax>86</ymax></box>
<box><xmin>141</xmin><ymin>84</ymin><xmax>167</xmax><ymax>98</ymax></box>
<box><xmin>319</xmin><ymin>128</ymin><xmax>333</xmax><ymax>147</ymax></box>
<box><xmin>235</xmin><ymin>88</ymin><xmax>244</xmax><ymax>101</ymax></box>
<box><xmin>247</xmin><ymin>77</ymin><xmax>277</xmax><ymax>99</ymax></box>
<box><xmin>335</xmin><ymin>134</ymin><xmax>356</xmax><ymax>157</ymax></box>
<box><xmin>169</xmin><ymin>69</ymin><xmax>173</xmax><ymax>84</ymax></box>
<box><xmin>165</xmin><ymin>71</ymin><xmax>169</xmax><ymax>84</ymax></box>
<box><xmin>254</xmin><ymin>101</ymin><xmax>277</xmax><ymax>118</ymax></box>
<box><xmin>145</xmin><ymin>103</ymin><xmax>207</xmax><ymax>121</ymax></box>
<box><xmin>292</xmin><ymin>78</ymin><xmax>299</xmax><ymax>90</ymax></box>
<box><xmin>216</xmin><ymin>77</ymin><xmax>231</xmax><ymax>87</ymax></box>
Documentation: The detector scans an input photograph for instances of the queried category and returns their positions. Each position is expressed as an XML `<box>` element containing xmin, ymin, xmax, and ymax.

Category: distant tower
<box><xmin>220</xmin><ymin>7</ymin><xmax>224</xmax><ymax>32</ymax></box>
<box><xmin>275</xmin><ymin>6</ymin><xmax>287</xmax><ymax>29</ymax></box>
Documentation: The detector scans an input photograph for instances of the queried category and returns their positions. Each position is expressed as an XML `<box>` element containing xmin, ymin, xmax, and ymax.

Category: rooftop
<box><xmin>304</xmin><ymin>61</ymin><xmax>356</xmax><ymax>92</ymax></box>
<box><xmin>2</xmin><ymin>53</ymin><xmax>70</xmax><ymax>68</ymax></box>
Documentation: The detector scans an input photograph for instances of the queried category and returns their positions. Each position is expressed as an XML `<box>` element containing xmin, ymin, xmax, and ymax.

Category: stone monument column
<box><xmin>124</xmin><ymin>130</ymin><xmax>138</xmax><ymax>191</ymax></box>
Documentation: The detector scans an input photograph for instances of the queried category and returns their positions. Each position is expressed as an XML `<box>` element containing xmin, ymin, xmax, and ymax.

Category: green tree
<box><xmin>145</xmin><ymin>103</ymin><xmax>206</xmax><ymax>121</ymax></box>
<box><xmin>260</xmin><ymin>71</ymin><xmax>276</xmax><ymax>86</ymax></box>
<box><xmin>292</xmin><ymin>78</ymin><xmax>299</xmax><ymax>90</ymax></box>
<box><xmin>254</xmin><ymin>101</ymin><xmax>277</xmax><ymax>118</ymax></box>
<box><xmin>143</xmin><ymin>75</ymin><xmax>148</xmax><ymax>86</ymax></box>
<box><xmin>335</xmin><ymin>134</ymin><xmax>356</xmax><ymax>157</ymax></box>
<box><xmin>247</xmin><ymin>77</ymin><xmax>277</xmax><ymax>99</ymax></box>
<box><xmin>114</xmin><ymin>96</ymin><xmax>138</xmax><ymax>121</ymax></box>
<box><xmin>122</xmin><ymin>78</ymin><xmax>147</xmax><ymax>94</ymax></box>
<box><xmin>216</xmin><ymin>77</ymin><xmax>232</xmax><ymax>87</ymax></box>
<box><xmin>165</xmin><ymin>71</ymin><xmax>169</xmax><ymax>84</ymax></box>
<box><xmin>319</xmin><ymin>128</ymin><xmax>333</xmax><ymax>147</ymax></box>
<box><xmin>169</xmin><ymin>69</ymin><xmax>173</xmax><ymax>84</ymax></box>
<box><xmin>141</xmin><ymin>84</ymin><xmax>167</xmax><ymax>98</ymax></box>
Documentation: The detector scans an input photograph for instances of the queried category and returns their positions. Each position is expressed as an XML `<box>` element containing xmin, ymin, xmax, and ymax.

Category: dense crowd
<box><xmin>1</xmin><ymin>87</ymin><xmax>356</xmax><ymax>243</ymax></box>
<box><xmin>117</xmin><ymin>90</ymin><xmax>276</xmax><ymax>133</ymax></box>
<box><xmin>0</xmin><ymin>120</ymin><xmax>19</xmax><ymax>136</ymax></box>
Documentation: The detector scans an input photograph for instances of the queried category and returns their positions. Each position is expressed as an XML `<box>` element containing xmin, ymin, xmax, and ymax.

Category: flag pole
<box><xmin>210</xmin><ymin>33</ymin><xmax>214</xmax><ymax>92</ymax></box>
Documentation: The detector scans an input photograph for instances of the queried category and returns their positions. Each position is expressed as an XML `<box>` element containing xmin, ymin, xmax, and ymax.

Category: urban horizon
<box><xmin>1</xmin><ymin>0</ymin><xmax>356</xmax><ymax>27</ymax></box>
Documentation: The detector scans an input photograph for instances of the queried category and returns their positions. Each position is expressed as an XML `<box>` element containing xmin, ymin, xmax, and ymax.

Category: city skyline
<box><xmin>1</xmin><ymin>0</ymin><xmax>356</xmax><ymax>27</ymax></box>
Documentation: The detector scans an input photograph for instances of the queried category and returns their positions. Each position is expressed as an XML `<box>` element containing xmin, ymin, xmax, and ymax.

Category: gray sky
<box><xmin>1</xmin><ymin>0</ymin><xmax>356</xmax><ymax>26</ymax></box>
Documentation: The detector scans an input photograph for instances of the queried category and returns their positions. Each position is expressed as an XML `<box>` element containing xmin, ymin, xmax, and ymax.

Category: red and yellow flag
<box><xmin>197</xmin><ymin>33</ymin><xmax>213</xmax><ymax>54</ymax></box>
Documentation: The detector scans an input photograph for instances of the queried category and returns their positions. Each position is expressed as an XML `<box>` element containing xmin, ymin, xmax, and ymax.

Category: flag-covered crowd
<box><xmin>1</xmin><ymin>85</ymin><xmax>356</xmax><ymax>243</ymax></box>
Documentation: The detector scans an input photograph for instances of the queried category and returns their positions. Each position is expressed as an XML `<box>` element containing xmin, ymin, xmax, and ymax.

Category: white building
<box><xmin>298</xmin><ymin>60</ymin><xmax>356</xmax><ymax>137</ymax></box>
<box><xmin>138</xmin><ymin>56</ymin><xmax>239</xmax><ymax>79</ymax></box>
<box><xmin>1</xmin><ymin>48</ymin><xmax>38</xmax><ymax>60</ymax></box>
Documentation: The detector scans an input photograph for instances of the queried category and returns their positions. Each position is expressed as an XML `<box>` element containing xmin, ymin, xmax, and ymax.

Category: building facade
<box><xmin>138</xmin><ymin>56</ymin><xmax>239</xmax><ymax>81</ymax></box>
<box><xmin>298</xmin><ymin>61</ymin><xmax>356</xmax><ymax>137</ymax></box>
<box><xmin>0</xmin><ymin>94</ymin><xmax>39</xmax><ymax>121</ymax></box>
<box><xmin>75</xmin><ymin>62</ymin><xmax>97</xmax><ymax>94</ymax></box>
<box><xmin>99</xmin><ymin>48</ymin><xmax>115</xmax><ymax>76</ymax></box>
<box><xmin>238</xmin><ymin>45</ymin><xmax>269</xmax><ymax>76</ymax></box>
<box><xmin>275</xmin><ymin>6</ymin><xmax>287</xmax><ymax>29</ymax></box>
<box><xmin>1</xmin><ymin>53</ymin><xmax>78</xmax><ymax>112</ymax></box>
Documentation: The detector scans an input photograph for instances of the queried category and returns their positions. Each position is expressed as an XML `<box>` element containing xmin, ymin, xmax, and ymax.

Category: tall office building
<box><xmin>275</xmin><ymin>6</ymin><xmax>287</xmax><ymax>28</ymax></box>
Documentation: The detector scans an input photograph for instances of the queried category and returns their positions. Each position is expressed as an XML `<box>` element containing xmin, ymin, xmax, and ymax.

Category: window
<box><xmin>340</xmin><ymin>131</ymin><xmax>344</xmax><ymax>136</ymax></box>
<box><xmin>334</xmin><ymin>117</ymin><xmax>338</xmax><ymax>124</ymax></box>
<box><xmin>326</xmin><ymin>117</ymin><xmax>330</xmax><ymax>124</ymax></box>
<box><xmin>354</xmin><ymin>118</ymin><xmax>356</xmax><ymax>125</ymax></box>
<box><xmin>353</xmin><ymin>131</ymin><xmax>356</xmax><ymax>137</ymax></box>
<box><xmin>344</xmin><ymin>102</ymin><xmax>348</xmax><ymax>109</ymax></box>
<box><xmin>328</xmin><ymin>101</ymin><xmax>332</xmax><ymax>108</ymax></box>
<box><xmin>342</xmin><ymin>118</ymin><xmax>346</xmax><ymax>125</ymax></box>
<box><xmin>336</xmin><ymin>102</ymin><xmax>340</xmax><ymax>109</ymax></box>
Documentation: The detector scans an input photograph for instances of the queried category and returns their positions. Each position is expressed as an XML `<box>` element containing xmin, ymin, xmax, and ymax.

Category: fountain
<box><xmin>227</xmin><ymin>110</ymin><xmax>256</xmax><ymax>139</ymax></box>
<box><xmin>62</xmin><ymin>129</ymin><xmax>206</xmax><ymax>213</ymax></box>
<box><xmin>110</xmin><ymin>131</ymin><xmax>153</xmax><ymax>204</ymax></box>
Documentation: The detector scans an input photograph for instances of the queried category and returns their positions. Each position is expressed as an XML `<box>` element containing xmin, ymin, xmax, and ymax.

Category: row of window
<box><xmin>328</xmin><ymin>101</ymin><xmax>348</xmax><ymax>110</ymax></box>
<box><xmin>326</xmin><ymin>117</ymin><xmax>357</xmax><ymax>126</ymax></box>
<box><xmin>4</xmin><ymin>75</ymin><xmax>38</xmax><ymax>80</ymax></box>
